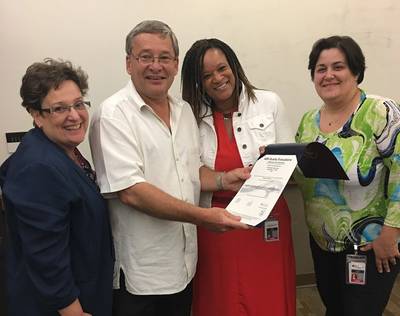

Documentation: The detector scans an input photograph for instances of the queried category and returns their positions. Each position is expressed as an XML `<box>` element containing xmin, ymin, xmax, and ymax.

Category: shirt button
<box><xmin>237</xmin><ymin>127</ymin><xmax>242</xmax><ymax>132</ymax></box>
<box><xmin>181</xmin><ymin>178</ymin><xmax>184</xmax><ymax>182</ymax></box>
<box><xmin>237</xmin><ymin>112</ymin><xmax>242</xmax><ymax>117</ymax></box>
<box><xmin>242</xmin><ymin>144</ymin><xmax>247</xmax><ymax>149</ymax></box>
<box><xmin>259</xmin><ymin>123</ymin><xmax>264</xmax><ymax>128</ymax></box>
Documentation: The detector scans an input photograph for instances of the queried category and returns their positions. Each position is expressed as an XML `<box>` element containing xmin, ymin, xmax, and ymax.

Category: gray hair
<box><xmin>125</xmin><ymin>20</ymin><xmax>179</xmax><ymax>57</ymax></box>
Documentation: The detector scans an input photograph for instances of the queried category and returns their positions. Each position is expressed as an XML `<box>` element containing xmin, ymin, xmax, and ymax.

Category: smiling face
<box><xmin>32</xmin><ymin>80</ymin><xmax>88</xmax><ymax>156</ymax></box>
<box><xmin>313</xmin><ymin>48</ymin><xmax>359</xmax><ymax>106</ymax></box>
<box><xmin>202</xmin><ymin>48</ymin><xmax>236</xmax><ymax>111</ymax></box>
<box><xmin>126</xmin><ymin>33</ymin><xmax>178</xmax><ymax>104</ymax></box>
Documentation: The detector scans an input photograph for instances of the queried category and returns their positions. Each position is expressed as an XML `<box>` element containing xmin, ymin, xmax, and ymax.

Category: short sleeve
<box><xmin>89</xmin><ymin>108</ymin><xmax>146</xmax><ymax>194</ymax></box>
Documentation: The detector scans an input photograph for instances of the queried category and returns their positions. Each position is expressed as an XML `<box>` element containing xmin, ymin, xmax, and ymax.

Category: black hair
<box><xmin>308</xmin><ymin>35</ymin><xmax>365</xmax><ymax>84</ymax></box>
<box><xmin>181</xmin><ymin>38</ymin><xmax>256</xmax><ymax>122</ymax></box>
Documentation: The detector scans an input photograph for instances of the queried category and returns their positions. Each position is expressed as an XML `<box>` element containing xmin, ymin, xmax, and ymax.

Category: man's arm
<box><xmin>118</xmin><ymin>182</ymin><xmax>248</xmax><ymax>232</ymax></box>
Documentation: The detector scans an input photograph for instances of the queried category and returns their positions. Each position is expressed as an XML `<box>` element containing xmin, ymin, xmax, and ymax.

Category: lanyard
<box><xmin>327</xmin><ymin>239</ymin><xmax>370</xmax><ymax>253</ymax></box>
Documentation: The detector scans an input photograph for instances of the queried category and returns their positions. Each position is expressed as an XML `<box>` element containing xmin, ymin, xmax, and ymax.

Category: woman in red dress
<box><xmin>181</xmin><ymin>38</ymin><xmax>296</xmax><ymax>316</ymax></box>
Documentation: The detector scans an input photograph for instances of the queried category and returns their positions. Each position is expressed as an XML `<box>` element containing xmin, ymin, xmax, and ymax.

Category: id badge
<box><xmin>346</xmin><ymin>254</ymin><xmax>367</xmax><ymax>285</ymax></box>
<box><xmin>264</xmin><ymin>219</ymin><xmax>279</xmax><ymax>242</ymax></box>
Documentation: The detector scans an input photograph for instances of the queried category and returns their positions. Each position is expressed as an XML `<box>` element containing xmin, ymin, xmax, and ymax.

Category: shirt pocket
<box><xmin>246</xmin><ymin>114</ymin><xmax>276</xmax><ymax>144</ymax></box>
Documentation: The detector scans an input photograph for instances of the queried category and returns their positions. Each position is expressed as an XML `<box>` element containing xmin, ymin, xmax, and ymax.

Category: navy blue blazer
<box><xmin>0</xmin><ymin>128</ymin><xmax>114</xmax><ymax>316</ymax></box>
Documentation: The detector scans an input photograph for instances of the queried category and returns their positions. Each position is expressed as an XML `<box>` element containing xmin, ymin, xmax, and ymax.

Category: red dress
<box><xmin>192</xmin><ymin>112</ymin><xmax>296</xmax><ymax>316</ymax></box>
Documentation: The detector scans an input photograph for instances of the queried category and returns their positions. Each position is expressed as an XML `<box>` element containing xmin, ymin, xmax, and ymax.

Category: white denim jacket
<box><xmin>199</xmin><ymin>87</ymin><xmax>294</xmax><ymax>207</ymax></box>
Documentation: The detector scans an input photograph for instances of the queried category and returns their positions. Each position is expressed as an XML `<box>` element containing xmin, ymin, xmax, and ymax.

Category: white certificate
<box><xmin>226</xmin><ymin>155</ymin><xmax>297</xmax><ymax>226</ymax></box>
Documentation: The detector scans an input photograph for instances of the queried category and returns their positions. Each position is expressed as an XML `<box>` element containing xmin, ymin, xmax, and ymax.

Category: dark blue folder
<box><xmin>261</xmin><ymin>142</ymin><xmax>349</xmax><ymax>180</ymax></box>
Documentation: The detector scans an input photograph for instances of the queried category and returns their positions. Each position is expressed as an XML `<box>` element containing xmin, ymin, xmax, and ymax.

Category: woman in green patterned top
<box><xmin>295</xmin><ymin>35</ymin><xmax>400</xmax><ymax>316</ymax></box>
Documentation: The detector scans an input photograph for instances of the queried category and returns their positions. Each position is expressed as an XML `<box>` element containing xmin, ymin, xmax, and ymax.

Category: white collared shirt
<box><xmin>89</xmin><ymin>81</ymin><xmax>200</xmax><ymax>294</ymax></box>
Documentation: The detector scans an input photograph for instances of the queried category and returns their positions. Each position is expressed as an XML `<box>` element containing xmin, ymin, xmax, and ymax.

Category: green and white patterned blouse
<box><xmin>295</xmin><ymin>91</ymin><xmax>400</xmax><ymax>252</ymax></box>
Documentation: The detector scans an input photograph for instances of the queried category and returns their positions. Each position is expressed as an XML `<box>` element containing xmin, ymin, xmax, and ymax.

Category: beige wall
<box><xmin>1</xmin><ymin>0</ymin><xmax>400</xmax><ymax>275</ymax></box>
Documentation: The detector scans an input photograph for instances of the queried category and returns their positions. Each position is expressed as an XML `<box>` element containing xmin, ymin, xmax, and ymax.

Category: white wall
<box><xmin>1</xmin><ymin>0</ymin><xmax>400</xmax><ymax>162</ymax></box>
<box><xmin>1</xmin><ymin>0</ymin><xmax>400</xmax><ymax>274</ymax></box>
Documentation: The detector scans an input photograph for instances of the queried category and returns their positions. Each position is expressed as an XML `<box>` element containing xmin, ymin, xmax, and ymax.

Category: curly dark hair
<box><xmin>20</xmin><ymin>58</ymin><xmax>89</xmax><ymax>112</ymax></box>
<box><xmin>308</xmin><ymin>35</ymin><xmax>366</xmax><ymax>84</ymax></box>
<box><xmin>181</xmin><ymin>38</ymin><xmax>257</xmax><ymax>122</ymax></box>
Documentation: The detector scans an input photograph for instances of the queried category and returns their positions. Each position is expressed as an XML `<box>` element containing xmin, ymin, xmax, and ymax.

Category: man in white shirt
<box><xmin>89</xmin><ymin>20</ymin><xmax>249</xmax><ymax>316</ymax></box>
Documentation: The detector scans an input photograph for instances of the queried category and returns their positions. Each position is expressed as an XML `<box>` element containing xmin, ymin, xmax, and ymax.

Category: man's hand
<box><xmin>360</xmin><ymin>225</ymin><xmax>400</xmax><ymax>273</ymax></box>
<box><xmin>221</xmin><ymin>167</ymin><xmax>252</xmax><ymax>192</ymax></box>
<box><xmin>200</xmin><ymin>207</ymin><xmax>249</xmax><ymax>232</ymax></box>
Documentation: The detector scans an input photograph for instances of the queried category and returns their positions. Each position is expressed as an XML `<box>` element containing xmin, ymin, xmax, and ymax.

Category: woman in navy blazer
<box><xmin>0</xmin><ymin>59</ymin><xmax>114</xmax><ymax>316</ymax></box>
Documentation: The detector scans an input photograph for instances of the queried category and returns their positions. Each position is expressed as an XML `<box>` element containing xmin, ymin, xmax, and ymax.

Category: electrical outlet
<box><xmin>5</xmin><ymin>132</ymin><xmax>27</xmax><ymax>153</ymax></box>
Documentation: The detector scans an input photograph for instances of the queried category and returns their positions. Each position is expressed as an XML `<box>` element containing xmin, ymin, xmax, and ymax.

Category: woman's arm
<box><xmin>360</xmin><ymin>99</ymin><xmax>400</xmax><ymax>272</ymax></box>
<box><xmin>58</xmin><ymin>299</ymin><xmax>91</xmax><ymax>316</ymax></box>
<box><xmin>6</xmin><ymin>162</ymin><xmax>80</xmax><ymax>310</ymax></box>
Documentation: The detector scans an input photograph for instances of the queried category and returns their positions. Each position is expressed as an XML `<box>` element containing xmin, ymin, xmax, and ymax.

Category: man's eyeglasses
<box><xmin>131</xmin><ymin>53</ymin><xmax>176</xmax><ymax>65</ymax></box>
<box><xmin>40</xmin><ymin>100</ymin><xmax>91</xmax><ymax>115</ymax></box>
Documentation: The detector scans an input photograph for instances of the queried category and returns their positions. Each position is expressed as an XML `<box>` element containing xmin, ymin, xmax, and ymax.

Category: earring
<box><xmin>34</xmin><ymin>121</ymin><xmax>42</xmax><ymax>128</ymax></box>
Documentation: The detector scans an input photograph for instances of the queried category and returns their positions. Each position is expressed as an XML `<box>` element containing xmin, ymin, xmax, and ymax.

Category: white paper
<box><xmin>226</xmin><ymin>154</ymin><xmax>297</xmax><ymax>226</ymax></box>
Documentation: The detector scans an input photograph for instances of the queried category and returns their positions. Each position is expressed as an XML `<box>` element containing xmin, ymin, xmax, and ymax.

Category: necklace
<box><xmin>323</xmin><ymin>105</ymin><xmax>354</xmax><ymax>127</ymax></box>
<box><xmin>328</xmin><ymin>118</ymin><xmax>340</xmax><ymax>126</ymax></box>
<box><xmin>324</xmin><ymin>90</ymin><xmax>365</xmax><ymax>128</ymax></box>
<box><xmin>223</xmin><ymin>112</ymin><xmax>233</xmax><ymax>120</ymax></box>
